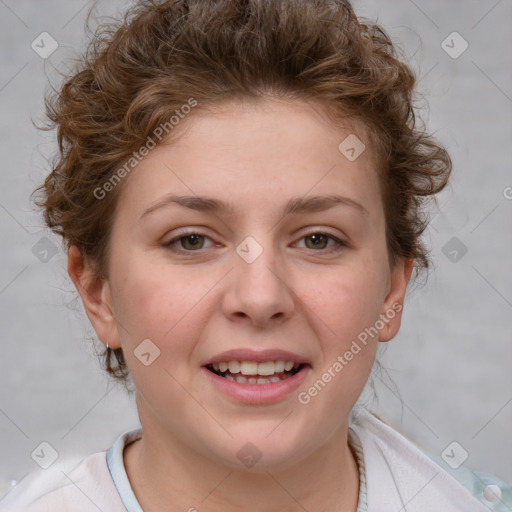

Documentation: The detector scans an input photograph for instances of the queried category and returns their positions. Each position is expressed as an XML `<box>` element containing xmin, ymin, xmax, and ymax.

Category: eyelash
<box><xmin>162</xmin><ymin>230</ymin><xmax>348</xmax><ymax>254</ymax></box>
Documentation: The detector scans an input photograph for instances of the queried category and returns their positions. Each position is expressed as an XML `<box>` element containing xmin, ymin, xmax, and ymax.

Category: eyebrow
<box><xmin>140</xmin><ymin>193</ymin><xmax>369</xmax><ymax>219</ymax></box>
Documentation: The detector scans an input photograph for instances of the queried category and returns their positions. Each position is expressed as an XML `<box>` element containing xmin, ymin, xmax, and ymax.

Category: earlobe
<box><xmin>67</xmin><ymin>246</ymin><xmax>122</xmax><ymax>349</ymax></box>
<box><xmin>379</xmin><ymin>257</ymin><xmax>414</xmax><ymax>342</ymax></box>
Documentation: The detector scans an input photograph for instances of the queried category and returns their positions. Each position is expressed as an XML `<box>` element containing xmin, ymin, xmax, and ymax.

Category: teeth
<box><xmin>274</xmin><ymin>360</ymin><xmax>285</xmax><ymax>372</ymax></box>
<box><xmin>228</xmin><ymin>361</ymin><xmax>240</xmax><ymax>373</ymax></box>
<box><xmin>210</xmin><ymin>360</ymin><xmax>301</xmax><ymax>376</ymax></box>
<box><xmin>256</xmin><ymin>361</ymin><xmax>275</xmax><ymax>376</ymax></box>
<box><xmin>240</xmin><ymin>361</ymin><xmax>258</xmax><ymax>375</ymax></box>
<box><xmin>226</xmin><ymin>374</ymin><xmax>288</xmax><ymax>385</ymax></box>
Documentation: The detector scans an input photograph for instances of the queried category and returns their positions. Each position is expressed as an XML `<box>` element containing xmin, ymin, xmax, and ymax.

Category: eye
<box><xmin>163</xmin><ymin>232</ymin><xmax>214</xmax><ymax>252</ymax></box>
<box><xmin>162</xmin><ymin>230</ymin><xmax>348</xmax><ymax>254</ymax></box>
<box><xmin>295</xmin><ymin>232</ymin><xmax>347</xmax><ymax>253</ymax></box>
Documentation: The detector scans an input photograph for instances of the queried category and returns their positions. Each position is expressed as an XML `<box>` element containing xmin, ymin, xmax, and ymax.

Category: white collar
<box><xmin>107</xmin><ymin>409</ymin><xmax>508</xmax><ymax>512</ymax></box>
<box><xmin>348</xmin><ymin>408</ymin><xmax>491</xmax><ymax>511</ymax></box>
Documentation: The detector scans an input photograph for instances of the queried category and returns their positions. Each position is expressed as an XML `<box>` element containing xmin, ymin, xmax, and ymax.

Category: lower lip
<box><xmin>201</xmin><ymin>365</ymin><xmax>311</xmax><ymax>405</ymax></box>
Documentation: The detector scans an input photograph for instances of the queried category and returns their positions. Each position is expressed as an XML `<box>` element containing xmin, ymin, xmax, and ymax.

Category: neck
<box><xmin>124</xmin><ymin>411</ymin><xmax>360</xmax><ymax>512</ymax></box>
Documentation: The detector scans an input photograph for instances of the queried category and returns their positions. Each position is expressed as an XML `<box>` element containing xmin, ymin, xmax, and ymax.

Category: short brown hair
<box><xmin>34</xmin><ymin>0</ymin><xmax>451</xmax><ymax>383</ymax></box>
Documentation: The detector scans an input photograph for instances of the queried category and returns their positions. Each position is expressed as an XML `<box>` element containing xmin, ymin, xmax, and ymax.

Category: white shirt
<box><xmin>2</xmin><ymin>408</ymin><xmax>510</xmax><ymax>511</ymax></box>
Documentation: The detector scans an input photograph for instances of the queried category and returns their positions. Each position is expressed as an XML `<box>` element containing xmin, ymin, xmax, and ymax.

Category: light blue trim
<box><xmin>105</xmin><ymin>425</ymin><xmax>512</xmax><ymax>512</ymax></box>
<box><xmin>106</xmin><ymin>427</ymin><xmax>369</xmax><ymax>512</ymax></box>
<box><xmin>106</xmin><ymin>429</ymin><xmax>143</xmax><ymax>512</ymax></box>
<box><xmin>421</xmin><ymin>449</ymin><xmax>512</xmax><ymax>511</ymax></box>
<box><xmin>348</xmin><ymin>426</ymin><xmax>369</xmax><ymax>512</ymax></box>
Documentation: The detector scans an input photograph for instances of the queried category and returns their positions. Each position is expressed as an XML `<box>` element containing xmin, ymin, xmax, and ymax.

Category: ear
<box><xmin>378</xmin><ymin>257</ymin><xmax>414</xmax><ymax>342</ymax></box>
<box><xmin>67</xmin><ymin>246</ymin><xmax>122</xmax><ymax>349</ymax></box>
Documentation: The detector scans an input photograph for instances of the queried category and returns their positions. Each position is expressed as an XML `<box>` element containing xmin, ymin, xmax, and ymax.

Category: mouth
<box><xmin>205</xmin><ymin>360</ymin><xmax>307</xmax><ymax>385</ymax></box>
<box><xmin>201</xmin><ymin>349</ymin><xmax>312</xmax><ymax>404</ymax></box>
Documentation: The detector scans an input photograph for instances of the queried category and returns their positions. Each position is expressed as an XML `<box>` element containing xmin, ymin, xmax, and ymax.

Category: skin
<box><xmin>68</xmin><ymin>97</ymin><xmax>413</xmax><ymax>512</ymax></box>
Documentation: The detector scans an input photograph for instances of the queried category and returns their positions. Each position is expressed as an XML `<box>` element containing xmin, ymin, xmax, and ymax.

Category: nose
<box><xmin>221</xmin><ymin>238</ymin><xmax>296</xmax><ymax>328</ymax></box>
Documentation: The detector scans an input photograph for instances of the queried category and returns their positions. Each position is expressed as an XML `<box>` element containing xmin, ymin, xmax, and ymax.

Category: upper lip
<box><xmin>203</xmin><ymin>348</ymin><xmax>311</xmax><ymax>366</ymax></box>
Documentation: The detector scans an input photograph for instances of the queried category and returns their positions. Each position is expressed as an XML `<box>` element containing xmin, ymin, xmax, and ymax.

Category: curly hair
<box><xmin>33</xmin><ymin>0</ymin><xmax>452</xmax><ymax>383</ymax></box>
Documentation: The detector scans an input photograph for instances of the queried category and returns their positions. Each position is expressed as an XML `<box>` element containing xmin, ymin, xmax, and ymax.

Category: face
<box><xmin>72</xmin><ymin>98</ymin><xmax>411</xmax><ymax>471</ymax></box>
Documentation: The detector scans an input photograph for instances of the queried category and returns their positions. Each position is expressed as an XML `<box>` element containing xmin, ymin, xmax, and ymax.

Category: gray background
<box><xmin>0</xmin><ymin>0</ymin><xmax>511</xmax><ymax>500</ymax></box>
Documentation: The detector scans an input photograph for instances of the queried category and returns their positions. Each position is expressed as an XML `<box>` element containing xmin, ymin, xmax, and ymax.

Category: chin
<box><xmin>208</xmin><ymin>428</ymin><xmax>315</xmax><ymax>473</ymax></box>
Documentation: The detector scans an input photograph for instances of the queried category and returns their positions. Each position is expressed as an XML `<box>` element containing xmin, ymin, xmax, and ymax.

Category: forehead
<box><xmin>117</xmin><ymin>97</ymin><xmax>382</xmax><ymax>218</ymax></box>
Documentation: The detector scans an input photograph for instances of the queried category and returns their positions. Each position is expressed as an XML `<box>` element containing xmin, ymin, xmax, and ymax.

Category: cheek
<box><xmin>307</xmin><ymin>258</ymin><xmax>388</xmax><ymax>336</ymax></box>
<box><xmin>109</xmin><ymin>251</ymin><xmax>214</xmax><ymax>355</ymax></box>
<box><xmin>109</xmin><ymin>264</ymin><xmax>217</xmax><ymax>406</ymax></box>
<box><xmin>301</xmin><ymin>254</ymin><xmax>388</xmax><ymax>386</ymax></box>
<box><xmin>290</xmin><ymin>264</ymin><xmax>384</xmax><ymax>438</ymax></box>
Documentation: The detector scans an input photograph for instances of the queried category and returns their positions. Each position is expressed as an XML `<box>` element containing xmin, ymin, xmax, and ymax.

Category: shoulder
<box><xmin>421</xmin><ymin>445</ymin><xmax>511</xmax><ymax>512</ymax></box>
<box><xmin>1</xmin><ymin>451</ymin><xmax>125</xmax><ymax>512</ymax></box>
<box><xmin>349</xmin><ymin>407</ymin><xmax>512</xmax><ymax>512</ymax></box>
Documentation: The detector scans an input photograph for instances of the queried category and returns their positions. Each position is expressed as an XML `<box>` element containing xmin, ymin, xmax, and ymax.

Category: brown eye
<box><xmin>163</xmin><ymin>232</ymin><xmax>213</xmax><ymax>252</ymax></box>
<box><xmin>180</xmin><ymin>234</ymin><xmax>204</xmax><ymax>250</ymax></box>
<box><xmin>304</xmin><ymin>233</ymin><xmax>330</xmax><ymax>249</ymax></box>
<box><xmin>296</xmin><ymin>232</ymin><xmax>347</xmax><ymax>253</ymax></box>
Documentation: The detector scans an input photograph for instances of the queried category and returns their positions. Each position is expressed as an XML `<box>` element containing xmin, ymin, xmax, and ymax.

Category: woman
<box><xmin>5</xmin><ymin>0</ymin><xmax>510</xmax><ymax>510</ymax></box>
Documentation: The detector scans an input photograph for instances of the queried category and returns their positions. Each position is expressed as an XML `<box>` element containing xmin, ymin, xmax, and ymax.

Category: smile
<box><xmin>206</xmin><ymin>360</ymin><xmax>304</xmax><ymax>385</ymax></box>
<box><xmin>202</xmin><ymin>362</ymin><xmax>311</xmax><ymax>405</ymax></box>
